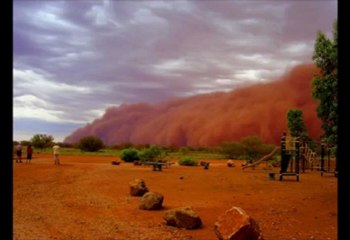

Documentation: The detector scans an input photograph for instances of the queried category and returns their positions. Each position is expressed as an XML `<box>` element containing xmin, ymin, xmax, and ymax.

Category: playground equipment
<box><xmin>300</xmin><ymin>142</ymin><xmax>319</xmax><ymax>172</ymax></box>
<box><xmin>300</xmin><ymin>141</ymin><xmax>337</xmax><ymax>177</ymax></box>
<box><xmin>241</xmin><ymin>146</ymin><xmax>280</xmax><ymax>170</ymax></box>
<box><xmin>143</xmin><ymin>161</ymin><xmax>168</xmax><ymax>171</ymax></box>
<box><xmin>240</xmin><ymin>133</ymin><xmax>337</xmax><ymax>180</ymax></box>
<box><xmin>320</xmin><ymin>144</ymin><xmax>337</xmax><ymax>177</ymax></box>
<box><xmin>279</xmin><ymin>135</ymin><xmax>300</xmax><ymax>181</ymax></box>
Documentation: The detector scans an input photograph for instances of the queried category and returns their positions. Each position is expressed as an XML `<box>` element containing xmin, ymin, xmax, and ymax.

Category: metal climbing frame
<box><xmin>320</xmin><ymin>144</ymin><xmax>337</xmax><ymax>177</ymax></box>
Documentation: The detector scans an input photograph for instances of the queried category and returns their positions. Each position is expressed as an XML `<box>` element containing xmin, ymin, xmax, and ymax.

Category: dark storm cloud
<box><xmin>13</xmin><ymin>0</ymin><xmax>337</xmax><ymax>141</ymax></box>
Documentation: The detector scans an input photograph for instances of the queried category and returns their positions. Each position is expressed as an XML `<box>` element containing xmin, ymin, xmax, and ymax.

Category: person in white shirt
<box><xmin>52</xmin><ymin>145</ymin><xmax>60</xmax><ymax>165</ymax></box>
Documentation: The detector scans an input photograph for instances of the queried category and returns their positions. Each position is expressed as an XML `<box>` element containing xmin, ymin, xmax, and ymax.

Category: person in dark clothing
<box><xmin>280</xmin><ymin>132</ymin><xmax>291</xmax><ymax>173</ymax></box>
<box><xmin>26</xmin><ymin>145</ymin><xmax>33</xmax><ymax>163</ymax></box>
<box><xmin>15</xmin><ymin>143</ymin><xmax>23</xmax><ymax>163</ymax></box>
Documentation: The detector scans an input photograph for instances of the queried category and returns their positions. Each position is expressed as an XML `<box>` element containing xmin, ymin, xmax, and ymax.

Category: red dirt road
<box><xmin>13</xmin><ymin>154</ymin><xmax>337</xmax><ymax>240</ymax></box>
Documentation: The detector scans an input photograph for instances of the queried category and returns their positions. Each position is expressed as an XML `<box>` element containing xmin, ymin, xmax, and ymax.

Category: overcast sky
<box><xmin>13</xmin><ymin>0</ymin><xmax>337</xmax><ymax>142</ymax></box>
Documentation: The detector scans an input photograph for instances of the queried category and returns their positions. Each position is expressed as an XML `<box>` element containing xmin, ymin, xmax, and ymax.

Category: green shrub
<box><xmin>120</xmin><ymin>148</ymin><xmax>140</xmax><ymax>162</ymax></box>
<box><xmin>78</xmin><ymin>136</ymin><xmax>104</xmax><ymax>152</ymax></box>
<box><xmin>241</xmin><ymin>135</ymin><xmax>264</xmax><ymax>161</ymax></box>
<box><xmin>30</xmin><ymin>134</ymin><xmax>54</xmax><ymax>149</ymax></box>
<box><xmin>220</xmin><ymin>141</ymin><xmax>244</xmax><ymax>159</ymax></box>
<box><xmin>269</xmin><ymin>155</ymin><xmax>281</xmax><ymax>167</ymax></box>
<box><xmin>138</xmin><ymin>145</ymin><xmax>163</xmax><ymax>162</ymax></box>
<box><xmin>178</xmin><ymin>157</ymin><xmax>198</xmax><ymax>166</ymax></box>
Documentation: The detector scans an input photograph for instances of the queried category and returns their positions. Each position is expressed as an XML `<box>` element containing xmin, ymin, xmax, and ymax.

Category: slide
<box><xmin>241</xmin><ymin>146</ymin><xmax>280</xmax><ymax>170</ymax></box>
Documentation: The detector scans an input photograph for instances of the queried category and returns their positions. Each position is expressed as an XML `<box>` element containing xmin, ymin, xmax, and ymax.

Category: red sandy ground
<box><xmin>13</xmin><ymin>154</ymin><xmax>337</xmax><ymax>240</ymax></box>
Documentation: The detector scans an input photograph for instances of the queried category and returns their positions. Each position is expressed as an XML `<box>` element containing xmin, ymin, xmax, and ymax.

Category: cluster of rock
<box><xmin>129</xmin><ymin>179</ymin><xmax>263</xmax><ymax>239</ymax></box>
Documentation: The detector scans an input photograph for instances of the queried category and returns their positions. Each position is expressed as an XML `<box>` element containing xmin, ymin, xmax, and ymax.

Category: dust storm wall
<box><xmin>64</xmin><ymin>64</ymin><xmax>322</xmax><ymax>146</ymax></box>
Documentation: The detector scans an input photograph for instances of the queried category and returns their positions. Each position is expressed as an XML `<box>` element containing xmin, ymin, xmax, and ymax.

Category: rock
<box><xmin>139</xmin><ymin>192</ymin><xmax>164</xmax><ymax>210</ymax></box>
<box><xmin>227</xmin><ymin>160</ymin><xmax>235</xmax><ymax>167</ymax></box>
<box><xmin>129</xmin><ymin>179</ymin><xmax>149</xmax><ymax>196</ymax></box>
<box><xmin>199</xmin><ymin>161</ymin><xmax>210</xmax><ymax>169</ymax></box>
<box><xmin>214</xmin><ymin>206</ymin><xmax>263</xmax><ymax>240</ymax></box>
<box><xmin>163</xmin><ymin>206</ymin><xmax>202</xmax><ymax>229</ymax></box>
<box><xmin>133</xmin><ymin>161</ymin><xmax>142</xmax><ymax>165</ymax></box>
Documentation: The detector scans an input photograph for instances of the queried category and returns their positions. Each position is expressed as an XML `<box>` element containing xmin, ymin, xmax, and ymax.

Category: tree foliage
<box><xmin>220</xmin><ymin>141</ymin><xmax>244</xmax><ymax>159</ymax></box>
<box><xmin>221</xmin><ymin>136</ymin><xmax>275</xmax><ymax>162</ymax></box>
<box><xmin>30</xmin><ymin>134</ymin><xmax>54</xmax><ymax>149</ymax></box>
<box><xmin>312</xmin><ymin>20</ymin><xmax>337</xmax><ymax>146</ymax></box>
<box><xmin>78</xmin><ymin>136</ymin><xmax>104</xmax><ymax>152</ymax></box>
<box><xmin>241</xmin><ymin>136</ymin><xmax>264</xmax><ymax>161</ymax></box>
<box><xmin>120</xmin><ymin>148</ymin><xmax>140</xmax><ymax>162</ymax></box>
<box><xmin>138</xmin><ymin>145</ymin><xmax>164</xmax><ymax>162</ymax></box>
<box><xmin>287</xmin><ymin>109</ymin><xmax>308</xmax><ymax>140</ymax></box>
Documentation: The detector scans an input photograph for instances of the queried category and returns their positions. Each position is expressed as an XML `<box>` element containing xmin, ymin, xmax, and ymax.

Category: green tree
<box><xmin>20</xmin><ymin>140</ymin><xmax>32</xmax><ymax>146</ymax></box>
<box><xmin>120</xmin><ymin>148</ymin><xmax>140</xmax><ymax>162</ymax></box>
<box><xmin>312</xmin><ymin>20</ymin><xmax>337</xmax><ymax>147</ymax></box>
<box><xmin>240</xmin><ymin>136</ymin><xmax>264</xmax><ymax>162</ymax></box>
<box><xmin>287</xmin><ymin>109</ymin><xmax>308</xmax><ymax>139</ymax></box>
<box><xmin>220</xmin><ymin>141</ymin><xmax>244</xmax><ymax>159</ymax></box>
<box><xmin>30</xmin><ymin>134</ymin><xmax>54</xmax><ymax>149</ymax></box>
<box><xmin>138</xmin><ymin>145</ymin><xmax>164</xmax><ymax>162</ymax></box>
<box><xmin>78</xmin><ymin>136</ymin><xmax>104</xmax><ymax>152</ymax></box>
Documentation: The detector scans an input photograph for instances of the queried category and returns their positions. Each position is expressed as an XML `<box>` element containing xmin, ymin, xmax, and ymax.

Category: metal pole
<box><xmin>320</xmin><ymin>144</ymin><xmax>325</xmax><ymax>173</ymax></box>
<box><xmin>295</xmin><ymin>139</ymin><xmax>300</xmax><ymax>174</ymax></box>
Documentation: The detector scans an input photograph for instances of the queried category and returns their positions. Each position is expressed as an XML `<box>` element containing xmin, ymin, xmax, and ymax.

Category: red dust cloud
<box><xmin>64</xmin><ymin>64</ymin><xmax>322</xmax><ymax>147</ymax></box>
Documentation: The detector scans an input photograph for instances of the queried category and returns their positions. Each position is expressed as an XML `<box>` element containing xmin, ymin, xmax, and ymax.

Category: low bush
<box><xmin>138</xmin><ymin>145</ymin><xmax>164</xmax><ymax>162</ymax></box>
<box><xmin>78</xmin><ymin>136</ymin><xmax>104</xmax><ymax>152</ymax></box>
<box><xmin>178</xmin><ymin>157</ymin><xmax>198</xmax><ymax>166</ymax></box>
<box><xmin>120</xmin><ymin>148</ymin><xmax>140</xmax><ymax>162</ymax></box>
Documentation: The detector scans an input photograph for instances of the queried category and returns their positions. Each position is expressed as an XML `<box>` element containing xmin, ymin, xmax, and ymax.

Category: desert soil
<box><xmin>13</xmin><ymin>154</ymin><xmax>337</xmax><ymax>240</ymax></box>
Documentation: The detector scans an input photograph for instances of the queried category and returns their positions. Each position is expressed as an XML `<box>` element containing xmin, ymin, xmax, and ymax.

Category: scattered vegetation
<box><xmin>178</xmin><ymin>157</ymin><xmax>198</xmax><ymax>166</ymax></box>
<box><xmin>220</xmin><ymin>141</ymin><xmax>244</xmax><ymax>159</ymax></box>
<box><xmin>220</xmin><ymin>136</ymin><xmax>276</xmax><ymax>162</ymax></box>
<box><xmin>14</xmin><ymin>137</ymin><xmax>279</xmax><ymax>163</ymax></box>
<box><xmin>30</xmin><ymin>134</ymin><xmax>54</xmax><ymax>149</ymax></box>
<box><xmin>138</xmin><ymin>145</ymin><xmax>165</xmax><ymax>162</ymax></box>
<box><xmin>78</xmin><ymin>136</ymin><xmax>104</xmax><ymax>152</ymax></box>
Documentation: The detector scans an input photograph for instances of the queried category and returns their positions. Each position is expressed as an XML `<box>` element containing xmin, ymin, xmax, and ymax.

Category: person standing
<box><xmin>320</xmin><ymin>143</ymin><xmax>325</xmax><ymax>172</ymax></box>
<box><xmin>53</xmin><ymin>144</ymin><xmax>60</xmax><ymax>165</ymax></box>
<box><xmin>280</xmin><ymin>132</ymin><xmax>291</xmax><ymax>173</ymax></box>
<box><xmin>15</xmin><ymin>143</ymin><xmax>23</xmax><ymax>163</ymax></box>
<box><xmin>26</xmin><ymin>144</ymin><xmax>33</xmax><ymax>163</ymax></box>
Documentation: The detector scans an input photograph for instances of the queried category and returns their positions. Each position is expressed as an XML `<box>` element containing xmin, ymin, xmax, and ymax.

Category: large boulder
<box><xmin>139</xmin><ymin>192</ymin><xmax>164</xmax><ymax>210</ymax></box>
<box><xmin>163</xmin><ymin>206</ymin><xmax>202</xmax><ymax>229</ymax></box>
<box><xmin>129</xmin><ymin>179</ymin><xmax>149</xmax><ymax>196</ymax></box>
<box><xmin>214</xmin><ymin>206</ymin><xmax>263</xmax><ymax>240</ymax></box>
